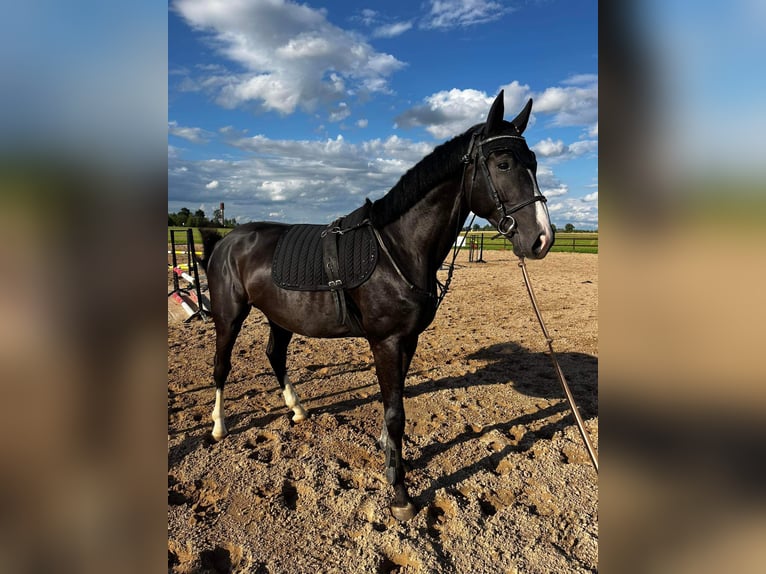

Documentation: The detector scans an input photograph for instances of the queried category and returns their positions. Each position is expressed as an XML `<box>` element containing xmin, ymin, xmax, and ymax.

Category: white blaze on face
<box><xmin>282</xmin><ymin>375</ymin><xmax>308</xmax><ymax>422</ymax></box>
<box><xmin>528</xmin><ymin>168</ymin><xmax>554</xmax><ymax>252</ymax></box>
<box><xmin>211</xmin><ymin>388</ymin><xmax>228</xmax><ymax>441</ymax></box>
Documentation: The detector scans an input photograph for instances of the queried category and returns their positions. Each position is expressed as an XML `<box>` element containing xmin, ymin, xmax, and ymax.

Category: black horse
<box><xmin>198</xmin><ymin>91</ymin><xmax>554</xmax><ymax>521</ymax></box>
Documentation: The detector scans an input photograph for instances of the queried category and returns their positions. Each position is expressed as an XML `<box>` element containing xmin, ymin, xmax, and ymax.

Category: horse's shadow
<box><xmin>305</xmin><ymin>341</ymin><xmax>597</xmax><ymax>495</ymax></box>
<box><xmin>169</xmin><ymin>341</ymin><xmax>597</xmax><ymax>501</ymax></box>
<box><xmin>310</xmin><ymin>340</ymin><xmax>597</xmax><ymax>422</ymax></box>
<box><xmin>398</xmin><ymin>341</ymin><xmax>597</xmax><ymax>507</ymax></box>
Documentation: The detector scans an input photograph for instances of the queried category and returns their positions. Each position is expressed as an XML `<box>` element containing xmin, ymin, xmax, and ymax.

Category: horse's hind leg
<box><xmin>266</xmin><ymin>321</ymin><xmax>307</xmax><ymax>422</ymax></box>
<box><xmin>211</xmin><ymin>300</ymin><xmax>250</xmax><ymax>440</ymax></box>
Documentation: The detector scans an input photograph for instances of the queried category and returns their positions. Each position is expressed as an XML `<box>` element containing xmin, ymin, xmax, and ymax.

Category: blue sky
<box><xmin>168</xmin><ymin>0</ymin><xmax>598</xmax><ymax>228</ymax></box>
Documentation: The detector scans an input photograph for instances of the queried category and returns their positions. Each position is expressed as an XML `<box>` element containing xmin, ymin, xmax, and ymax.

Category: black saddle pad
<box><xmin>272</xmin><ymin>202</ymin><xmax>378</xmax><ymax>291</ymax></box>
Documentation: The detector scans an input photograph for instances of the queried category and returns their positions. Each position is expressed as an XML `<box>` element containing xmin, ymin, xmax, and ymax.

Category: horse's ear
<box><xmin>484</xmin><ymin>90</ymin><xmax>505</xmax><ymax>135</ymax></box>
<box><xmin>510</xmin><ymin>98</ymin><xmax>533</xmax><ymax>135</ymax></box>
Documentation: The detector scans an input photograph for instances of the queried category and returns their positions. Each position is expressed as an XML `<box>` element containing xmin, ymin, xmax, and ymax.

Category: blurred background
<box><xmin>0</xmin><ymin>1</ymin><xmax>167</xmax><ymax>573</ymax></box>
<box><xmin>600</xmin><ymin>1</ymin><xmax>766</xmax><ymax>572</ymax></box>
<box><xmin>0</xmin><ymin>1</ymin><xmax>764</xmax><ymax>572</ymax></box>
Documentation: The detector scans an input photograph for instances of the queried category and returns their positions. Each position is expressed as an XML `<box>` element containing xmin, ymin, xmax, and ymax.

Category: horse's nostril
<box><xmin>533</xmin><ymin>233</ymin><xmax>548</xmax><ymax>256</ymax></box>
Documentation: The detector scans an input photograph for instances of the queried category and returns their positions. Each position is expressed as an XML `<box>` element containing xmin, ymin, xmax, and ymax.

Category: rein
<box><xmin>517</xmin><ymin>257</ymin><xmax>599</xmax><ymax>473</ymax></box>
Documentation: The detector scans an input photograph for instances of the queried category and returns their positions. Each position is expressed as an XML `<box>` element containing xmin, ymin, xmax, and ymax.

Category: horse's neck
<box><xmin>380</xmin><ymin>179</ymin><xmax>469</xmax><ymax>291</ymax></box>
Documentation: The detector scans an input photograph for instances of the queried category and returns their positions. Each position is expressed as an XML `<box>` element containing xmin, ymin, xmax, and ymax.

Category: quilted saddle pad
<box><xmin>271</xmin><ymin>202</ymin><xmax>378</xmax><ymax>291</ymax></box>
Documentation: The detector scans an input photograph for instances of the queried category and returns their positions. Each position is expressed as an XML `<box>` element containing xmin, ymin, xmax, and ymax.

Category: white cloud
<box><xmin>395</xmin><ymin>88</ymin><xmax>500</xmax><ymax>139</ymax></box>
<box><xmin>569</xmin><ymin>139</ymin><xmax>598</xmax><ymax>156</ymax></box>
<box><xmin>173</xmin><ymin>0</ymin><xmax>405</xmax><ymax>115</ymax></box>
<box><xmin>547</xmin><ymin>198</ymin><xmax>598</xmax><ymax>228</ymax></box>
<box><xmin>168</xmin><ymin>120</ymin><xmax>212</xmax><ymax>144</ymax></box>
<box><xmin>329</xmin><ymin>102</ymin><xmax>351</xmax><ymax>123</ymax></box>
<box><xmin>356</xmin><ymin>118</ymin><xmax>369</xmax><ymax>128</ymax></box>
<box><xmin>534</xmin><ymin>74</ymin><xmax>598</xmax><ymax>127</ymax></box>
<box><xmin>533</xmin><ymin>138</ymin><xmax>567</xmax><ymax>158</ymax></box>
<box><xmin>536</xmin><ymin>166</ymin><xmax>569</xmax><ymax>198</ymax></box>
<box><xmin>373</xmin><ymin>21</ymin><xmax>413</xmax><ymax>38</ymax></box>
<box><xmin>205</xmin><ymin>180</ymin><xmax>219</xmax><ymax>189</ymax></box>
<box><xmin>170</xmin><ymin>116</ymin><xmax>595</xmax><ymax>227</ymax></box>
<box><xmin>422</xmin><ymin>0</ymin><xmax>512</xmax><ymax>29</ymax></box>
<box><xmin>393</xmin><ymin>76</ymin><xmax>597</xmax><ymax>141</ymax></box>
<box><xmin>562</xmin><ymin>74</ymin><xmax>599</xmax><ymax>86</ymax></box>
<box><xmin>169</xmin><ymin>132</ymin><xmax>438</xmax><ymax>223</ymax></box>
<box><xmin>532</xmin><ymin>137</ymin><xmax>598</xmax><ymax>161</ymax></box>
<box><xmin>583</xmin><ymin>191</ymin><xmax>598</xmax><ymax>202</ymax></box>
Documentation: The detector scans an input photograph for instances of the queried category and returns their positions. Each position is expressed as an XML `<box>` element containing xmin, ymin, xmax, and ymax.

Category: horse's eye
<box><xmin>497</xmin><ymin>162</ymin><xmax>510</xmax><ymax>171</ymax></box>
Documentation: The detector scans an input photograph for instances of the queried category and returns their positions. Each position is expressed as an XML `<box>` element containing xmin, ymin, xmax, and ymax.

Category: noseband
<box><xmin>462</xmin><ymin>132</ymin><xmax>547</xmax><ymax>237</ymax></box>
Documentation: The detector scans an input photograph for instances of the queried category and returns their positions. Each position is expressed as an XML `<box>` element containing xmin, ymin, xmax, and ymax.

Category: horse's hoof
<box><xmin>291</xmin><ymin>409</ymin><xmax>308</xmax><ymax>423</ymax></box>
<box><xmin>211</xmin><ymin>428</ymin><xmax>229</xmax><ymax>441</ymax></box>
<box><xmin>390</xmin><ymin>502</ymin><xmax>417</xmax><ymax>522</ymax></box>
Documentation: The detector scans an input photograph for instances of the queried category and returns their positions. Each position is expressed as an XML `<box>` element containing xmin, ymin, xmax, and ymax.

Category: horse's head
<box><xmin>465</xmin><ymin>91</ymin><xmax>554</xmax><ymax>259</ymax></box>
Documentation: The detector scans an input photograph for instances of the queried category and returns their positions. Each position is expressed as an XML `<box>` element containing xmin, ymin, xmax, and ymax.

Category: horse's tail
<box><xmin>197</xmin><ymin>228</ymin><xmax>223</xmax><ymax>272</ymax></box>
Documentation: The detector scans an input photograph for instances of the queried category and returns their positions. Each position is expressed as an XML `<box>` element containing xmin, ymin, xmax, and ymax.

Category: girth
<box><xmin>321</xmin><ymin>214</ymin><xmax>369</xmax><ymax>335</ymax></box>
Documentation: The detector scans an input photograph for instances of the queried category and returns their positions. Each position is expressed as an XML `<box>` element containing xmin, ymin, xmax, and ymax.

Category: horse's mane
<box><xmin>369</xmin><ymin>126</ymin><xmax>480</xmax><ymax>227</ymax></box>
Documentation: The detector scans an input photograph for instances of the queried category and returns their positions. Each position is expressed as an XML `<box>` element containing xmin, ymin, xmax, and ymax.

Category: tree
<box><xmin>174</xmin><ymin>207</ymin><xmax>190</xmax><ymax>226</ymax></box>
<box><xmin>187</xmin><ymin>208</ymin><xmax>210</xmax><ymax>228</ymax></box>
<box><xmin>564</xmin><ymin>223</ymin><xmax>575</xmax><ymax>232</ymax></box>
<box><xmin>169</xmin><ymin>206</ymin><xmax>236</xmax><ymax>228</ymax></box>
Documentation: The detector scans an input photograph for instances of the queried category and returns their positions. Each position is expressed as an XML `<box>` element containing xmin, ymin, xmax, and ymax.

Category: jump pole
<box><xmin>172</xmin><ymin>266</ymin><xmax>196</xmax><ymax>286</ymax></box>
<box><xmin>185</xmin><ymin>229</ymin><xmax>210</xmax><ymax>319</ymax></box>
<box><xmin>170</xmin><ymin>292</ymin><xmax>194</xmax><ymax>318</ymax></box>
<box><xmin>168</xmin><ymin>228</ymin><xmax>211</xmax><ymax>321</ymax></box>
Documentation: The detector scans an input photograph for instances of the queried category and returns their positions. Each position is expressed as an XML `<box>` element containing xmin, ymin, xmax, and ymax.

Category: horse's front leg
<box><xmin>371</xmin><ymin>335</ymin><xmax>418</xmax><ymax>521</ymax></box>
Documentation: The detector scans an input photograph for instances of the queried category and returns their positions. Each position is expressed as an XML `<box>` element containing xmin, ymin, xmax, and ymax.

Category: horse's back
<box><xmin>206</xmin><ymin>222</ymin><xmax>287</xmax><ymax>298</ymax></box>
<box><xmin>210</xmin><ymin>222</ymin><xmax>286</xmax><ymax>261</ymax></box>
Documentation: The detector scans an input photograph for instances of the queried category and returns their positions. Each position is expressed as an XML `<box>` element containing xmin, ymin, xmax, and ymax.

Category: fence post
<box><xmin>169</xmin><ymin>230</ymin><xmax>180</xmax><ymax>293</ymax></box>
<box><xmin>168</xmin><ymin>229</ymin><xmax>211</xmax><ymax>322</ymax></box>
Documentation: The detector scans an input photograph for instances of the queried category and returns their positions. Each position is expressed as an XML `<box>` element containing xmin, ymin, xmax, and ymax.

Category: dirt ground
<box><xmin>168</xmin><ymin>250</ymin><xmax>598</xmax><ymax>573</ymax></box>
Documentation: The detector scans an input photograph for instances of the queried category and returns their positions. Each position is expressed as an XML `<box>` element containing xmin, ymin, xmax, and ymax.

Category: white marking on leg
<box><xmin>211</xmin><ymin>388</ymin><xmax>228</xmax><ymax>441</ymax></box>
<box><xmin>379</xmin><ymin>424</ymin><xmax>390</xmax><ymax>451</ymax></box>
<box><xmin>282</xmin><ymin>375</ymin><xmax>308</xmax><ymax>422</ymax></box>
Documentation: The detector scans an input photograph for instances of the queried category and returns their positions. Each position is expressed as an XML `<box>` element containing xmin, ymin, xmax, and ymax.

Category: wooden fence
<box><xmin>462</xmin><ymin>232</ymin><xmax>598</xmax><ymax>254</ymax></box>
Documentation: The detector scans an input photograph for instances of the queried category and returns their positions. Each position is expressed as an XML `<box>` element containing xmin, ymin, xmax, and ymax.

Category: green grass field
<box><xmin>169</xmin><ymin>227</ymin><xmax>598</xmax><ymax>254</ymax></box>
<box><xmin>460</xmin><ymin>231</ymin><xmax>598</xmax><ymax>253</ymax></box>
<box><xmin>168</xmin><ymin>227</ymin><xmax>234</xmax><ymax>245</ymax></box>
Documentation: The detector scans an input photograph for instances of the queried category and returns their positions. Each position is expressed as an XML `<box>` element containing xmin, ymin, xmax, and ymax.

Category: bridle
<box><xmin>374</xmin><ymin>129</ymin><xmax>550</xmax><ymax>312</ymax></box>
<box><xmin>461</xmin><ymin>131</ymin><xmax>548</xmax><ymax>237</ymax></box>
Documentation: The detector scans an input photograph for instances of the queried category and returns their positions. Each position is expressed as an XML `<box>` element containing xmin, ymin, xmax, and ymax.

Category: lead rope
<box><xmin>517</xmin><ymin>256</ymin><xmax>599</xmax><ymax>473</ymax></box>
